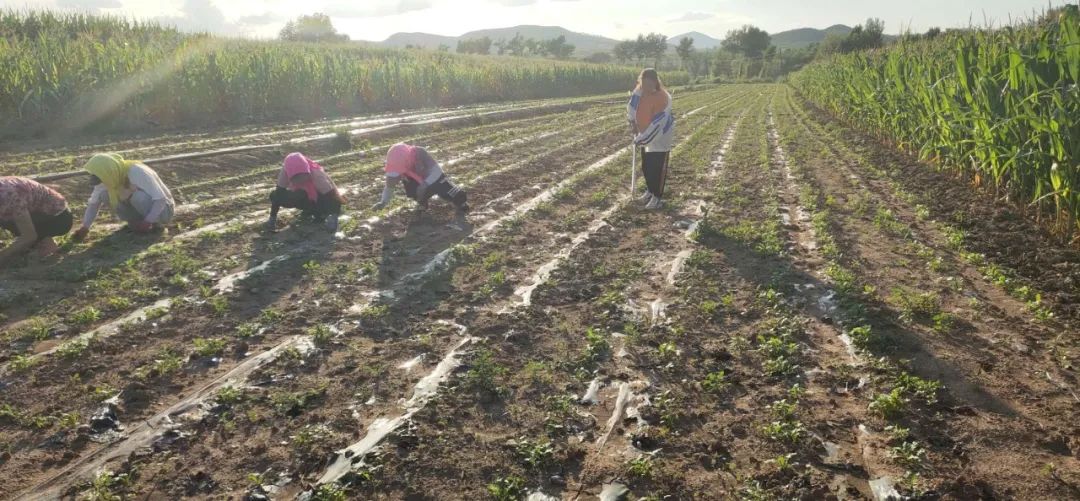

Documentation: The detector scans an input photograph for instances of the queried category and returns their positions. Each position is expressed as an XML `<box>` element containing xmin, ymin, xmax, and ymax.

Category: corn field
<box><xmin>0</xmin><ymin>10</ymin><xmax>685</xmax><ymax>139</ymax></box>
<box><xmin>791</xmin><ymin>7</ymin><xmax>1080</xmax><ymax>237</ymax></box>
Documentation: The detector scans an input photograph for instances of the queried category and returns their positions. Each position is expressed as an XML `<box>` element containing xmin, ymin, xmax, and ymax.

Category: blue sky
<box><xmin>1</xmin><ymin>0</ymin><xmax>1070</xmax><ymax>40</ymax></box>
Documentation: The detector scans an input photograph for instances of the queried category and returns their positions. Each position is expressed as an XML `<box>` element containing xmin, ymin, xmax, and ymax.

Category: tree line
<box><xmin>456</xmin><ymin>34</ymin><xmax>575</xmax><ymax>59</ymax></box>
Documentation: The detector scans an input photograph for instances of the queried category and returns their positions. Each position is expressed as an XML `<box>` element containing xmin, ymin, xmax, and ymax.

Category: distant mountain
<box><xmin>770</xmin><ymin>24</ymin><xmax>852</xmax><ymax>49</ymax></box>
<box><xmin>382</xmin><ymin>32</ymin><xmax>457</xmax><ymax>49</ymax></box>
<box><xmin>380</xmin><ymin>25</ymin><xmax>620</xmax><ymax>55</ymax></box>
<box><xmin>668</xmin><ymin>31</ymin><xmax>723</xmax><ymax>50</ymax></box>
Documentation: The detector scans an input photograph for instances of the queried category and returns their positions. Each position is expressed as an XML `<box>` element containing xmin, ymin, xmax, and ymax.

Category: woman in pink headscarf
<box><xmin>267</xmin><ymin>152</ymin><xmax>346</xmax><ymax>231</ymax></box>
<box><xmin>371</xmin><ymin>143</ymin><xmax>469</xmax><ymax>224</ymax></box>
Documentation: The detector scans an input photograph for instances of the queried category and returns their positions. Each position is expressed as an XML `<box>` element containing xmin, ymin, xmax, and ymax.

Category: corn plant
<box><xmin>792</xmin><ymin>6</ymin><xmax>1080</xmax><ymax>238</ymax></box>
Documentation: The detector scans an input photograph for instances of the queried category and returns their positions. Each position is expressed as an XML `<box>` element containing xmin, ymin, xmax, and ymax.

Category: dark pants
<box><xmin>269</xmin><ymin>188</ymin><xmax>342</xmax><ymax>220</ymax></box>
<box><xmin>404</xmin><ymin>175</ymin><xmax>469</xmax><ymax>212</ymax></box>
<box><xmin>0</xmin><ymin>209</ymin><xmax>73</xmax><ymax>241</ymax></box>
<box><xmin>642</xmin><ymin>150</ymin><xmax>670</xmax><ymax>199</ymax></box>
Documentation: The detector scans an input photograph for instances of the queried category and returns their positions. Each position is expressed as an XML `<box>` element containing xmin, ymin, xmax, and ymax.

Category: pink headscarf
<box><xmin>384</xmin><ymin>143</ymin><xmax>422</xmax><ymax>182</ymax></box>
<box><xmin>283</xmin><ymin>152</ymin><xmax>323</xmax><ymax>202</ymax></box>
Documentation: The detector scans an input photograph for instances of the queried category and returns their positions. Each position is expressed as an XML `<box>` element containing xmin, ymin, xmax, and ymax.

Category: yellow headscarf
<box><xmin>84</xmin><ymin>153</ymin><xmax>137</xmax><ymax>208</ymax></box>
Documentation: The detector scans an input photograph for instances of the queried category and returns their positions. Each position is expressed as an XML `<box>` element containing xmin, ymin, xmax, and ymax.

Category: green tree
<box><xmin>456</xmin><ymin>37</ymin><xmax>493</xmax><ymax>55</ymax></box>
<box><xmin>722</xmin><ymin>25</ymin><xmax>770</xmax><ymax>58</ymax></box>
<box><xmin>613</xmin><ymin>40</ymin><xmax>635</xmax><ymax>63</ymax></box>
<box><xmin>279</xmin><ymin>13</ymin><xmax>349</xmax><ymax>43</ymax></box>
<box><xmin>544</xmin><ymin>35</ymin><xmax>575</xmax><ymax>59</ymax></box>
<box><xmin>676</xmin><ymin>36</ymin><xmax>695</xmax><ymax>71</ymax></box>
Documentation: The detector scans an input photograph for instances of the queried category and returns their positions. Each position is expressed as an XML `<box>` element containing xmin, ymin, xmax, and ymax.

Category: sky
<box><xmin>1</xmin><ymin>0</ymin><xmax>1072</xmax><ymax>41</ymax></box>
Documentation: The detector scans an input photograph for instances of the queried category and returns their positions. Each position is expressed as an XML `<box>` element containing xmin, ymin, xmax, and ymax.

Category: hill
<box><xmin>770</xmin><ymin>24</ymin><xmax>852</xmax><ymax>49</ymax></box>
<box><xmin>668</xmin><ymin>31</ymin><xmax>723</xmax><ymax>50</ymax></box>
<box><xmin>381</xmin><ymin>25</ymin><xmax>620</xmax><ymax>55</ymax></box>
<box><xmin>382</xmin><ymin>32</ymin><xmax>457</xmax><ymax>49</ymax></box>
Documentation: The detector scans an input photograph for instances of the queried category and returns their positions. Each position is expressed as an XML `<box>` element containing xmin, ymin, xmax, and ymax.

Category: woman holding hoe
<box><xmin>627</xmin><ymin>68</ymin><xmax>674</xmax><ymax>210</ymax></box>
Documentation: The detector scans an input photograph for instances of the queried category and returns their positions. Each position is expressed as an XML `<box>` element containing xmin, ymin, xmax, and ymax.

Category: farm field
<box><xmin>1</xmin><ymin>83</ymin><xmax>1078</xmax><ymax>500</ymax></box>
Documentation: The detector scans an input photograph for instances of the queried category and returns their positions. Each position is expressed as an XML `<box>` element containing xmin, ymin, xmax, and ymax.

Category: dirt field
<box><xmin>0</xmin><ymin>84</ymin><xmax>1077</xmax><ymax>500</ymax></box>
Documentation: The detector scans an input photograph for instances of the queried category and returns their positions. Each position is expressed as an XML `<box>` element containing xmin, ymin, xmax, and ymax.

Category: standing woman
<box><xmin>266</xmin><ymin>152</ymin><xmax>345</xmax><ymax>231</ymax></box>
<box><xmin>0</xmin><ymin>177</ymin><xmax>73</xmax><ymax>267</ymax></box>
<box><xmin>73</xmin><ymin>153</ymin><xmax>175</xmax><ymax>239</ymax></box>
<box><xmin>627</xmin><ymin>68</ymin><xmax>675</xmax><ymax>209</ymax></box>
<box><xmin>371</xmin><ymin>143</ymin><xmax>469</xmax><ymax>224</ymax></box>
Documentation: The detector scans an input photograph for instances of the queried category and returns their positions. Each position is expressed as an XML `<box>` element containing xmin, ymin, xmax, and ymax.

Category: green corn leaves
<box><xmin>792</xmin><ymin>7</ymin><xmax>1080</xmax><ymax>236</ymax></box>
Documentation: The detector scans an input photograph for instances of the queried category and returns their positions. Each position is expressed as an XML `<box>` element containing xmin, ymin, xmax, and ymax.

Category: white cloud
<box><xmin>324</xmin><ymin>0</ymin><xmax>433</xmax><ymax>18</ymax></box>
<box><xmin>56</xmin><ymin>0</ymin><xmax>122</xmax><ymax>12</ymax></box>
<box><xmin>669</xmin><ymin>11</ymin><xmax>714</xmax><ymax>23</ymax></box>
<box><xmin>154</xmin><ymin>0</ymin><xmax>233</xmax><ymax>34</ymax></box>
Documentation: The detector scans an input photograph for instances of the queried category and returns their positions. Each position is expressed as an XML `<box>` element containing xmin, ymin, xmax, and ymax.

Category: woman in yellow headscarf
<box><xmin>72</xmin><ymin>153</ymin><xmax>175</xmax><ymax>240</ymax></box>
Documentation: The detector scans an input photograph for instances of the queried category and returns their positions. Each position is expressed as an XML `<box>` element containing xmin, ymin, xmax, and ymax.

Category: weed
<box><xmin>914</xmin><ymin>204</ymin><xmax>930</xmax><ymax>221</ymax></box>
<box><xmin>292</xmin><ymin>424</ymin><xmax>333</xmax><ymax>454</ymax></box>
<box><xmin>893</xmin><ymin>373</ymin><xmax>941</xmax><ymax>404</ymax></box>
<box><xmin>57</xmin><ymin>338</ymin><xmax>89</xmax><ymax>360</ymax></box>
<box><xmin>106</xmin><ymin>297</ymin><xmax>131</xmax><ymax>311</ymax></box>
<box><xmin>848</xmin><ymin>325</ymin><xmax>877</xmax><ymax>351</ymax></box>
<box><xmin>582</xmin><ymin>327</ymin><xmax>610</xmax><ymax>364</ymax></box>
<box><xmin>657</xmin><ymin>341</ymin><xmax>678</xmax><ymax>362</ymax></box>
<box><xmin>762</xmin><ymin>419</ymin><xmax>806</xmax><ymax>444</ymax></box>
<box><xmin>260</xmin><ymin>307</ymin><xmax>283</xmax><ymax>324</ymax></box>
<box><xmin>216</xmin><ymin>385</ymin><xmax>245</xmax><ymax>405</ymax></box>
<box><xmin>652</xmin><ymin>390</ymin><xmax>683</xmax><ymax>430</ymax></box>
<box><xmin>487</xmin><ymin>475</ymin><xmax>525</xmax><ymax>501</ymax></box>
<box><xmin>311</xmin><ymin>482</ymin><xmax>348</xmax><ymax>501</ymax></box>
<box><xmin>931</xmin><ymin>312</ymin><xmax>957</xmax><ymax>334</ymax></box>
<box><xmin>9</xmin><ymin>354</ymin><xmax>40</xmax><ymax>372</ymax></box>
<box><xmin>889</xmin><ymin>287</ymin><xmax>941</xmax><ymax>323</ymax></box>
<box><xmin>192</xmin><ymin>337</ymin><xmax>226</xmax><ymax>358</ymax></box>
<box><xmin>236</xmin><ymin>322</ymin><xmax>261</xmax><ymax>338</ymax></box>
<box><xmin>868</xmin><ymin>388</ymin><xmax>908</xmax><ymax>419</ymax></box>
<box><xmin>513</xmin><ymin>437</ymin><xmax>554</xmax><ymax>470</ymax></box>
<box><xmin>359</xmin><ymin>304</ymin><xmax>390</xmax><ymax>323</ymax></box>
<box><xmin>890</xmin><ymin>440</ymin><xmax>927</xmax><ymax>470</ymax></box>
<box><xmin>771</xmin><ymin>453</ymin><xmax>796</xmax><ymax>471</ymax></box>
<box><xmin>135</xmin><ymin>349</ymin><xmax>184</xmax><ymax>380</ymax></box>
<box><xmin>465</xmin><ymin>349</ymin><xmax>507</xmax><ymax>395</ymax></box>
<box><xmin>627</xmin><ymin>455</ymin><xmax>653</xmax><ymax>478</ymax></box>
<box><xmin>309</xmin><ymin>324</ymin><xmax>334</xmax><ymax>348</ymax></box>
<box><xmin>71</xmin><ymin>306</ymin><xmax>101</xmax><ymax>326</ymax></box>
<box><xmin>271</xmin><ymin>385</ymin><xmax>327</xmax><ymax>416</ymax></box>
<box><xmin>85</xmin><ymin>470</ymin><xmax>132</xmax><ymax>501</ymax></box>
<box><xmin>702</xmin><ymin>370</ymin><xmax>729</xmax><ymax>393</ymax></box>
<box><xmin>208</xmin><ymin>296</ymin><xmax>229</xmax><ymax>316</ymax></box>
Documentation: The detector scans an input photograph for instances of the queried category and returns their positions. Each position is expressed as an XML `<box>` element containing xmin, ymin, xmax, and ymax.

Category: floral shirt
<box><xmin>0</xmin><ymin>177</ymin><xmax>68</xmax><ymax>221</ymax></box>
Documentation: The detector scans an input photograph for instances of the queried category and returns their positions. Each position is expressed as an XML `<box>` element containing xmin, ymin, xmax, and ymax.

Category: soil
<box><xmin>1</xmin><ymin>84</ymin><xmax>1077</xmax><ymax>500</ymax></box>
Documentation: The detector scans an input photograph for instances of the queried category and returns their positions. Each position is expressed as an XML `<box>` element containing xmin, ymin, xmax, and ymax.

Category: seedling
<box><xmin>487</xmin><ymin>475</ymin><xmax>525</xmax><ymax>501</ymax></box>
<box><xmin>134</xmin><ymin>349</ymin><xmax>184</xmax><ymax>380</ymax></box>
<box><xmin>627</xmin><ymin>455</ymin><xmax>653</xmax><ymax>478</ymax></box>
<box><xmin>890</xmin><ymin>440</ymin><xmax>927</xmax><ymax>470</ymax></box>
<box><xmin>657</xmin><ymin>341</ymin><xmax>678</xmax><ymax>362</ymax></box>
<box><xmin>582</xmin><ymin>327</ymin><xmax>610</xmax><ymax>364</ymax></box>
<box><xmin>771</xmin><ymin>452</ymin><xmax>796</xmax><ymax>471</ymax></box>
<box><xmin>209</xmin><ymin>296</ymin><xmax>230</xmax><ymax>316</ymax></box>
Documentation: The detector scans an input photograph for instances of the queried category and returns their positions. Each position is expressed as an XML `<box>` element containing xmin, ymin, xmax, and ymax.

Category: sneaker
<box><xmin>645</xmin><ymin>196</ymin><xmax>663</xmax><ymax>210</ymax></box>
<box><xmin>324</xmin><ymin>214</ymin><xmax>339</xmax><ymax>232</ymax></box>
<box><xmin>639</xmin><ymin>190</ymin><xmax>653</xmax><ymax>204</ymax></box>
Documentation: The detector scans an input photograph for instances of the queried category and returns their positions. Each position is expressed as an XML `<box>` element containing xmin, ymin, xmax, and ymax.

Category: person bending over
<box><xmin>0</xmin><ymin>176</ymin><xmax>73</xmax><ymax>267</ymax></box>
<box><xmin>371</xmin><ymin>143</ymin><xmax>469</xmax><ymax>224</ymax></box>
<box><xmin>73</xmin><ymin>153</ymin><xmax>175</xmax><ymax>240</ymax></box>
<box><xmin>266</xmin><ymin>152</ymin><xmax>345</xmax><ymax>232</ymax></box>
